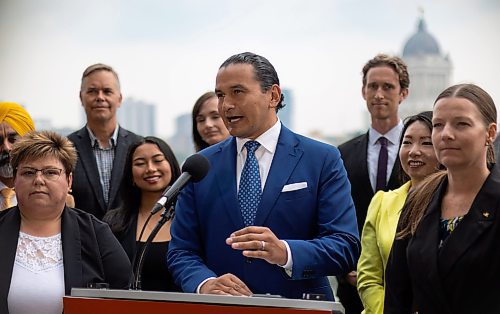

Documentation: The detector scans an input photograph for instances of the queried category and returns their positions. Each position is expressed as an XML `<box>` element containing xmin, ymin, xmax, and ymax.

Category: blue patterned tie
<box><xmin>238</xmin><ymin>141</ymin><xmax>262</xmax><ymax>226</ymax></box>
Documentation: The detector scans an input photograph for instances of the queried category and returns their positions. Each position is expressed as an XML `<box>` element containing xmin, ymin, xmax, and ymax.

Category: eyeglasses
<box><xmin>17</xmin><ymin>167</ymin><xmax>65</xmax><ymax>181</ymax></box>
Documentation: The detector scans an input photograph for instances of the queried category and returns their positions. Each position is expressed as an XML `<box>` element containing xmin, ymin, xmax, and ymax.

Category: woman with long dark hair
<box><xmin>357</xmin><ymin>111</ymin><xmax>440</xmax><ymax>313</ymax></box>
<box><xmin>104</xmin><ymin>136</ymin><xmax>181</xmax><ymax>291</ymax></box>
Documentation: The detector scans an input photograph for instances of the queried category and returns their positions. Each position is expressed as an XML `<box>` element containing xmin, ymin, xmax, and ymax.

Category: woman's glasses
<box><xmin>17</xmin><ymin>167</ymin><xmax>64</xmax><ymax>181</ymax></box>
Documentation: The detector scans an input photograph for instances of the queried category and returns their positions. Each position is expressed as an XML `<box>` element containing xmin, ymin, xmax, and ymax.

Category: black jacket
<box><xmin>0</xmin><ymin>206</ymin><xmax>132</xmax><ymax>313</ymax></box>
<box><xmin>385</xmin><ymin>165</ymin><xmax>500</xmax><ymax>314</ymax></box>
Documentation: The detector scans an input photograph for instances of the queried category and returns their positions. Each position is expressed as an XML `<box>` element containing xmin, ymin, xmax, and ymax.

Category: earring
<box><xmin>486</xmin><ymin>139</ymin><xmax>492</xmax><ymax>146</ymax></box>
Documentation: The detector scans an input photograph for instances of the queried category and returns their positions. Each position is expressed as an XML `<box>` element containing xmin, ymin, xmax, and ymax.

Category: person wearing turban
<box><xmin>0</xmin><ymin>102</ymin><xmax>35</xmax><ymax>210</ymax></box>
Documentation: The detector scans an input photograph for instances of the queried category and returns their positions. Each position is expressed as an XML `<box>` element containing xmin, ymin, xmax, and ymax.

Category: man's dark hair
<box><xmin>220</xmin><ymin>52</ymin><xmax>285</xmax><ymax>111</ymax></box>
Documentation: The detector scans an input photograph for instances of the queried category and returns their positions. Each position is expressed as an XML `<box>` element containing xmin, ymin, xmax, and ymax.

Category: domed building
<box><xmin>400</xmin><ymin>16</ymin><xmax>452</xmax><ymax>120</ymax></box>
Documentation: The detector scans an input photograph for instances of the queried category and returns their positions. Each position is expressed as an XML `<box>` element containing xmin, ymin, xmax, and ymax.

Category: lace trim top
<box><xmin>15</xmin><ymin>231</ymin><xmax>63</xmax><ymax>273</ymax></box>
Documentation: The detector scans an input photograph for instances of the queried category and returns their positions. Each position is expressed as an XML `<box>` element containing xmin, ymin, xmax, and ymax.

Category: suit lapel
<box><xmin>411</xmin><ymin>182</ymin><xmax>449</xmax><ymax>306</ymax></box>
<box><xmin>354</xmin><ymin>133</ymin><xmax>373</xmax><ymax>194</ymax></box>
<box><xmin>388</xmin><ymin>155</ymin><xmax>402</xmax><ymax>189</ymax></box>
<box><xmin>438</xmin><ymin>169</ymin><xmax>498</xmax><ymax>279</ymax></box>
<box><xmin>62</xmin><ymin>207</ymin><xmax>83</xmax><ymax>294</ymax></box>
<box><xmin>0</xmin><ymin>208</ymin><xmax>21</xmax><ymax>310</ymax></box>
<box><xmin>214</xmin><ymin>138</ymin><xmax>242</xmax><ymax>228</ymax></box>
<box><xmin>75</xmin><ymin>127</ymin><xmax>106</xmax><ymax>210</ymax></box>
<box><xmin>108</xmin><ymin>127</ymin><xmax>130</xmax><ymax>210</ymax></box>
<box><xmin>254</xmin><ymin>127</ymin><xmax>302</xmax><ymax>226</ymax></box>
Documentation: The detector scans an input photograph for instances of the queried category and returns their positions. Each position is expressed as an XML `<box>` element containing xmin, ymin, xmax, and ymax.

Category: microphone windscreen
<box><xmin>181</xmin><ymin>153</ymin><xmax>210</xmax><ymax>182</ymax></box>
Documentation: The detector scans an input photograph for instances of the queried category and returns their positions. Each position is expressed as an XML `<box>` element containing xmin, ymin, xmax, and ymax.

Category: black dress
<box><xmin>136</xmin><ymin>241</ymin><xmax>180</xmax><ymax>292</ymax></box>
<box><xmin>108</xmin><ymin>213</ymin><xmax>181</xmax><ymax>292</ymax></box>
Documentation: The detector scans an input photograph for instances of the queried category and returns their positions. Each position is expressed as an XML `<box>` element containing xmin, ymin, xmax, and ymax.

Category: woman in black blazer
<box><xmin>104</xmin><ymin>136</ymin><xmax>181</xmax><ymax>292</ymax></box>
<box><xmin>0</xmin><ymin>131</ymin><xmax>131</xmax><ymax>314</ymax></box>
<box><xmin>384</xmin><ymin>84</ymin><xmax>500</xmax><ymax>314</ymax></box>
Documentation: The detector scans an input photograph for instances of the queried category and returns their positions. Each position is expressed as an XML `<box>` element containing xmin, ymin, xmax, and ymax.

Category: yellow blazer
<box><xmin>357</xmin><ymin>181</ymin><xmax>411</xmax><ymax>314</ymax></box>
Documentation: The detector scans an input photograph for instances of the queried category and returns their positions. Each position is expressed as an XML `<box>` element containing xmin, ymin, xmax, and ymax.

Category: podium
<box><xmin>65</xmin><ymin>288</ymin><xmax>345</xmax><ymax>314</ymax></box>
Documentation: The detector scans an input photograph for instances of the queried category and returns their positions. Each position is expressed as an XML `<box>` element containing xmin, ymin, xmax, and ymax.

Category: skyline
<box><xmin>1</xmin><ymin>0</ymin><xmax>499</xmax><ymax>138</ymax></box>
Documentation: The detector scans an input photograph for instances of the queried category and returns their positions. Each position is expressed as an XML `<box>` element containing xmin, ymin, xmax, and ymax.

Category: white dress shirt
<box><xmin>196</xmin><ymin>120</ymin><xmax>293</xmax><ymax>293</ymax></box>
<box><xmin>367</xmin><ymin>121</ymin><xmax>403</xmax><ymax>192</ymax></box>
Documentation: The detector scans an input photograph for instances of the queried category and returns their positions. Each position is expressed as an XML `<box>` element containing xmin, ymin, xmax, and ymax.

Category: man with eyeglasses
<box><xmin>0</xmin><ymin>102</ymin><xmax>35</xmax><ymax>210</ymax></box>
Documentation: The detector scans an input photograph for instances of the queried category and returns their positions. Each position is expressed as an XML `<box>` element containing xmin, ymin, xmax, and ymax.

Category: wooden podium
<box><xmin>65</xmin><ymin>288</ymin><xmax>345</xmax><ymax>314</ymax></box>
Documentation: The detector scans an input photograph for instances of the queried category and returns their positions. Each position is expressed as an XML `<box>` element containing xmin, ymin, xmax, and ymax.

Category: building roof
<box><xmin>402</xmin><ymin>18</ymin><xmax>441</xmax><ymax>57</ymax></box>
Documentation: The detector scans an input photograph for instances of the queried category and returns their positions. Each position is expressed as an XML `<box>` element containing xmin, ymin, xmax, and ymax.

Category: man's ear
<box><xmin>269</xmin><ymin>84</ymin><xmax>281</xmax><ymax>109</ymax></box>
<box><xmin>399</xmin><ymin>88</ymin><xmax>409</xmax><ymax>104</ymax></box>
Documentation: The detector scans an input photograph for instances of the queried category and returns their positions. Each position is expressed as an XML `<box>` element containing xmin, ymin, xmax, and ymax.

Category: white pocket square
<box><xmin>281</xmin><ymin>182</ymin><xmax>308</xmax><ymax>192</ymax></box>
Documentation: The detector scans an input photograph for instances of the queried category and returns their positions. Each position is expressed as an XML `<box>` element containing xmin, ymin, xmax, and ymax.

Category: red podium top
<box><xmin>64</xmin><ymin>289</ymin><xmax>345</xmax><ymax>314</ymax></box>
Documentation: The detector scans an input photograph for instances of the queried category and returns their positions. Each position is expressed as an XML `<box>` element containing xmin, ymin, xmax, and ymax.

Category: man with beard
<box><xmin>0</xmin><ymin>102</ymin><xmax>35</xmax><ymax>210</ymax></box>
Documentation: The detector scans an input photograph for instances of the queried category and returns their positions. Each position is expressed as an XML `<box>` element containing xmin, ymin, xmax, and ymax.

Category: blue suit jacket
<box><xmin>168</xmin><ymin>125</ymin><xmax>360</xmax><ymax>300</ymax></box>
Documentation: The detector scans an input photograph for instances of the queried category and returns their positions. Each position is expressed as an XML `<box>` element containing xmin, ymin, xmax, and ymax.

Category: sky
<box><xmin>1</xmin><ymin>0</ymin><xmax>500</xmax><ymax>138</ymax></box>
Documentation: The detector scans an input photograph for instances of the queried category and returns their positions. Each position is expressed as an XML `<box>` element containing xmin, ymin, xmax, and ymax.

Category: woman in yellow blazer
<box><xmin>357</xmin><ymin>111</ymin><xmax>440</xmax><ymax>314</ymax></box>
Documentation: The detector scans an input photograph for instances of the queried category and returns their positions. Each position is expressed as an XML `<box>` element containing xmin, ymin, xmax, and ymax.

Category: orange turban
<box><xmin>0</xmin><ymin>102</ymin><xmax>35</xmax><ymax>136</ymax></box>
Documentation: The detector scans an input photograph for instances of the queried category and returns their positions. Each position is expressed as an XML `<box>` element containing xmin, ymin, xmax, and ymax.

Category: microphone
<box><xmin>150</xmin><ymin>153</ymin><xmax>210</xmax><ymax>214</ymax></box>
<box><xmin>131</xmin><ymin>153</ymin><xmax>210</xmax><ymax>290</ymax></box>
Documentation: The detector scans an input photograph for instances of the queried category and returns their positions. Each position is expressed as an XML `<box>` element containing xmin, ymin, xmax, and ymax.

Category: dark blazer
<box><xmin>0</xmin><ymin>206</ymin><xmax>132</xmax><ymax>313</ymax></box>
<box><xmin>68</xmin><ymin>126</ymin><xmax>142</xmax><ymax>219</ymax></box>
<box><xmin>337</xmin><ymin>131</ymin><xmax>402</xmax><ymax>314</ymax></box>
<box><xmin>168</xmin><ymin>125</ymin><xmax>360</xmax><ymax>300</ymax></box>
<box><xmin>385</xmin><ymin>165</ymin><xmax>500</xmax><ymax>314</ymax></box>
<box><xmin>338</xmin><ymin>132</ymin><xmax>402</xmax><ymax>234</ymax></box>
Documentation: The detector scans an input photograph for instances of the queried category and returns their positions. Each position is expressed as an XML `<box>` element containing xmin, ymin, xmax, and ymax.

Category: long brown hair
<box><xmin>191</xmin><ymin>91</ymin><xmax>217</xmax><ymax>152</ymax></box>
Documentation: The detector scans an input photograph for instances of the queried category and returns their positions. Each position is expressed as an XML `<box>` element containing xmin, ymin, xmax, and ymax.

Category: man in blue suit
<box><xmin>167</xmin><ymin>52</ymin><xmax>360</xmax><ymax>300</ymax></box>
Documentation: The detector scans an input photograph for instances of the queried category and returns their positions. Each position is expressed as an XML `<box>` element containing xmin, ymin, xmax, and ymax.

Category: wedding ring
<box><xmin>260</xmin><ymin>240</ymin><xmax>266</xmax><ymax>251</ymax></box>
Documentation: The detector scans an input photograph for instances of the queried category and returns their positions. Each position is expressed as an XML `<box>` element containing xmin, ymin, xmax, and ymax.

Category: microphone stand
<box><xmin>131</xmin><ymin>204</ymin><xmax>175</xmax><ymax>290</ymax></box>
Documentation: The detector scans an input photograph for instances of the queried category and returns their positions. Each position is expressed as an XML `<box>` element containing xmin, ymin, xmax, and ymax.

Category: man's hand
<box><xmin>226</xmin><ymin>226</ymin><xmax>287</xmax><ymax>266</ymax></box>
<box><xmin>345</xmin><ymin>271</ymin><xmax>357</xmax><ymax>287</ymax></box>
<box><xmin>199</xmin><ymin>273</ymin><xmax>252</xmax><ymax>296</ymax></box>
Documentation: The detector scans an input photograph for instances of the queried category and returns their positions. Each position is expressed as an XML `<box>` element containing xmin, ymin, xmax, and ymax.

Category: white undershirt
<box><xmin>8</xmin><ymin>232</ymin><xmax>64</xmax><ymax>314</ymax></box>
<box><xmin>235</xmin><ymin>119</ymin><xmax>281</xmax><ymax>192</ymax></box>
<box><xmin>367</xmin><ymin>122</ymin><xmax>403</xmax><ymax>191</ymax></box>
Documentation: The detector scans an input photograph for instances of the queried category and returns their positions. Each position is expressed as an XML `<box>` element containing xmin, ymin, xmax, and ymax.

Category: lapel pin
<box><xmin>482</xmin><ymin>211</ymin><xmax>490</xmax><ymax>218</ymax></box>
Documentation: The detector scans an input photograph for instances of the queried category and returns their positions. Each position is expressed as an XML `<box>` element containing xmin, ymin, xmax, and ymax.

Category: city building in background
<box><xmin>34</xmin><ymin>118</ymin><xmax>75</xmax><ymax>136</ymax></box>
<box><xmin>167</xmin><ymin>113</ymin><xmax>194</xmax><ymax>162</ymax></box>
<box><xmin>279</xmin><ymin>88</ymin><xmax>295</xmax><ymax>131</ymax></box>
<box><xmin>117</xmin><ymin>98</ymin><xmax>156</xmax><ymax>136</ymax></box>
<box><xmin>400</xmin><ymin>16</ymin><xmax>452</xmax><ymax>120</ymax></box>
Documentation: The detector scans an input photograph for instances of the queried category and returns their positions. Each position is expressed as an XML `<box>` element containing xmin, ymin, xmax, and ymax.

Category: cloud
<box><xmin>1</xmin><ymin>0</ymin><xmax>499</xmax><ymax>137</ymax></box>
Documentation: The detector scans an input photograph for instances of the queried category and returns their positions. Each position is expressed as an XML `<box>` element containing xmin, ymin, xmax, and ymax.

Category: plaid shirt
<box><xmin>86</xmin><ymin>126</ymin><xmax>119</xmax><ymax>205</ymax></box>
